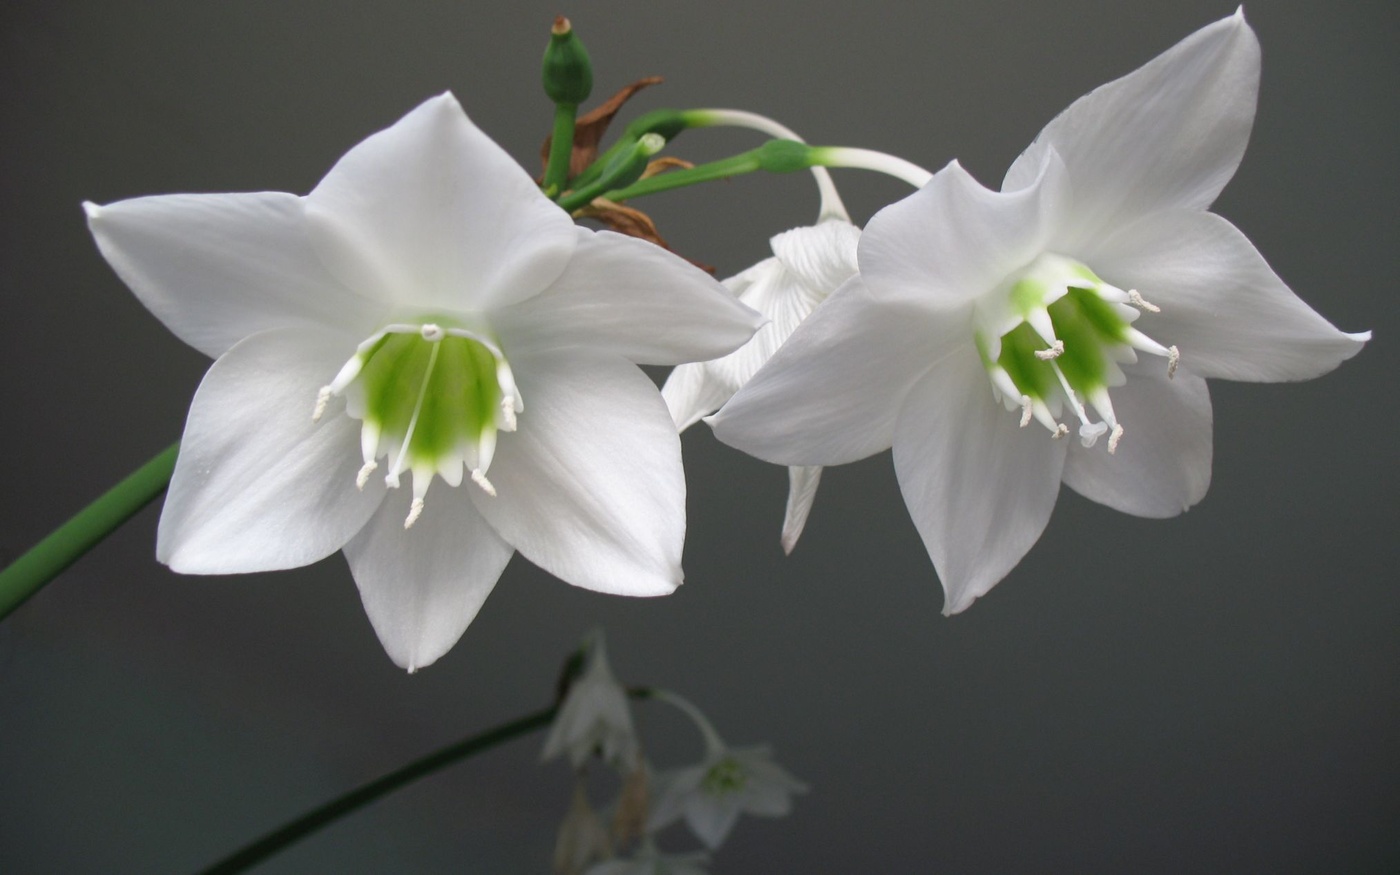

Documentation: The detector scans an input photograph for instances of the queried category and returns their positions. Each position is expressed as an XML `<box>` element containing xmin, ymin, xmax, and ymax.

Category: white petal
<box><xmin>343</xmin><ymin>484</ymin><xmax>513</xmax><ymax>671</ymax></box>
<box><xmin>1091</xmin><ymin>209</ymin><xmax>1370</xmax><ymax>381</ymax></box>
<box><xmin>305</xmin><ymin>93</ymin><xmax>577</xmax><ymax>313</ymax></box>
<box><xmin>768</xmin><ymin>220</ymin><xmax>861</xmax><ymax>295</ymax></box>
<box><xmin>1062</xmin><ymin>364</ymin><xmax>1212</xmax><ymax>518</ymax></box>
<box><xmin>1006</xmin><ymin>11</ymin><xmax>1260</xmax><ymax>248</ymax></box>
<box><xmin>85</xmin><ymin>194</ymin><xmax>384</xmax><ymax>359</ymax></box>
<box><xmin>158</xmin><ymin>327</ymin><xmax>383</xmax><ymax>573</ymax></box>
<box><xmin>712</xmin><ymin>276</ymin><xmax>949</xmax><ymax>467</ymax></box>
<box><xmin>685</xmin><ymin>794</ymin><xmax>744</xmax><ymax>850</ymax></box>
<box><xmin>706</xmin><ymin>261</ymin><xmax>823</xmax><ymax>394</ymax></box>
<box><xmin>647</xmin><ymin>767</ymin><xmax>703</xmax><ymax>831</ymax></box>
<box><xmin>859</xmin><ymin>154</ymin><xmax>1069</xmax><ymax>310</ymax></box>
<box><xmin>471</xmin><ymin>349</ymin><xmax>684</xmax><ymax>597</ymax></box>
<box><xmin>661</xmin><ymin>362</ymin><xmax>733</xmax><ymax>432</ymax></box>
<box><xmin>780</xmin><ymin>465</ymin><xmax>822</xmax><ymax>555</ymax></box>
<box><xmin>495</xmin><ymin>228</ymin><xmax>761</xmax><ymax>365</ymax></box>
<box><xmin>892</xmin><ymin>344</ymin><xmax>1067</xmax><ymax>615</ymax></box>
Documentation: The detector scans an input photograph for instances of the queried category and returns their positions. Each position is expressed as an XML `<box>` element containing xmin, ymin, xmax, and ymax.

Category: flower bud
<box><xmin>542</xmin><ymin>17</ymin><xmax>593</xmax><ymax>106</ymax></box>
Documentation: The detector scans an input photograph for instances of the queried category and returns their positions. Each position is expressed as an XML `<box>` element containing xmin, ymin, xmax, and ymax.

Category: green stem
<box><xmin>197</xmin><ymin>706</ymin><xmax>558</xmax><ymax>875</ymax></box>
<box><xmin>0</xmin><ymin>441</ymin><xmax>179</xmax><ymax>621</ymax></box>
<box><xmin>543</xmin><ymin>102</ymin><xmax>579</xmax><ymax>196</ymax></box>
<box><xmin>559</xmin><ymin>147</ymin><xmax>761</xmax><ymax>213</ymax></box>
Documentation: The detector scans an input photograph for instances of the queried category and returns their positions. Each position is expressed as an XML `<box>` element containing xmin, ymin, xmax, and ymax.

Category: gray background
<box><xmin>1</xmin><ymin>1</ymin><xmax>1395</xmax><ymax>872</ymax></box>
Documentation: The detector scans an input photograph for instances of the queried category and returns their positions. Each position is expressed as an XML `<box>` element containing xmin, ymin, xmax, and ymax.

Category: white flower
<box><xmin>713</xmin><ymin>12</ymin><xmax>1368</xmax><ymax>614</ymax></box>
<box><xmin>662</xmin><ymin>220</ymin><xmax>860</xmax><ymax>553</ymax></box>
<box><xmin>583</xmin><ymin>840</ymin><xmax>710</xmax><ymax>875</ymax></box>
<box><xmin>647</xmin><ymin>693</ymin><xmax>807</xmax><ymax>850</ymax></box>
<box><xmin>543</xmin><ymin>632</ymin><xmax>638</xmax><ymax>768</ymax></box>
<box><xmin>86</xmin><ymin>93</ymin><xmax>761</xmax><ymax>671</ymax></box>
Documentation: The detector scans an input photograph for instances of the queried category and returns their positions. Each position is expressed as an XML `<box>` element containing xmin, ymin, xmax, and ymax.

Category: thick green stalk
<box><xmin>196</xmin><ymin>706</ymin><xmax>558</xmax><ymax>875</ymax></box>
<box><xmin>543</xmin><ymin>102</ymin><xmax>578</xmax><ymax>196</ymax></box>
<box><xmin>0</xmin><ymin>441</ymin><xmax>179</xmax><ymax>620</ymax></box>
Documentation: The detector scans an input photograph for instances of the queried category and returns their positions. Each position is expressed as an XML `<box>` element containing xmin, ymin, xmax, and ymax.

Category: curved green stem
<box><xmin>196</xmin><ymin>705</ymin><xmax>558</xmax><ymax>875</ymax></box>
<box><xmin>0</xmin><ymin>441</ymin><xmax>179</xmax><ymax>621</ymax></box>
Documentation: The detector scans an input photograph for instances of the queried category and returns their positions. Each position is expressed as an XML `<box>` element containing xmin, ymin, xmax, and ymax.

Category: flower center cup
<box><xmin>974</xmin><ymin>253</ymin><xmax>1179</xmax><ymax>453</ymax></box>
<box><xmin>312</xmin><ymin>321</ymin><xmax>523</xmax><ymax>527</ymax></box>
<box><xmin>701</xmin><ymin>757</ymin><xmax>749</xmax><ymax>795</ymax></box>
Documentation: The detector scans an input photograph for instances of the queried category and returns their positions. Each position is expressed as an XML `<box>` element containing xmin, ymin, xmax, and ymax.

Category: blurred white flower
<box><xmin>543</xmin><ymin>632</ymin><xmax>639</xmax><ymax>769</ymax></box>
<box><xmin>714</xmin><ymin>11</ymin><xmax>1368</xmax><ymax>613</ymax></box>
<box><xmin>583</xmin><ymin>839</ymin><xmax>710</xmax><ymax>875</ymax></box>
<box><xmin>87</xmin><ymin>93</ymin><xmax>761</xmax><ymax>671</ymax></box>
<box><xmin>647</xmin><ymin>692</ymin><xmax>807</xmax><ymax>849</ymax></box>
<box><xmin>663</xmin><ymin>221</ymin><xmax>860</xmax><ymax>553</ymax></box>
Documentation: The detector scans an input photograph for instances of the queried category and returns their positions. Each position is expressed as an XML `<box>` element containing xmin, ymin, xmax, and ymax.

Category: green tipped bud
<box><xmin>755</xmin><ymin>139</ymin><xmax>813</xmax><ymax>174</ymax></box>
<box><xmin>542</xmin><ymin>17</ymin><xmax>593</xmax><ymax>106</ymax></box>
<box><xmin>593</xmin><ymin>132</ymin><xmax>667</xmax><ymax>194</ymax></box>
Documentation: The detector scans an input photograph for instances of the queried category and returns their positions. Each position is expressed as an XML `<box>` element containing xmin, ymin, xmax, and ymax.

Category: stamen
<box><xmin>1019</xmin><ymin>395</ymin><xmax>1033</xmax><ymax>428</ymax></box>
<box><xmin>1127</xmin><ymin>290</ymin><xmax>1161</xmax><ymax>313</ymax></box>
<box><xmin>1108</xmin><ymin>424</ymin><xmax>1125</xmax><ymax>454</ymax></box>
<box><xmin>420</xmin><ymin>323</ymin><xmax>445</xmax><ymax>342</ymax></box>
<box><xmin>1052</xmin><ymin>424</ymin><xmax>1069</xmax><ymax>439</ymax></box>
<box><xmin>500</xmin><ymin>397</ymin><xmax>517</xmax><ymax>432</ymax></box>
<box><xmin>312</xmin><ymin>386</ymin><xmax>332</xmax><ymax>422</ymax></box>
<box><xmin>404</xmin><ymin>498</ymin><xmax>425</xmax><ymax>529</ymax></box>
<box><xmin>471</xmin><ymin>468</ymin><xmax>497</xmax><ymax>497</ymax></box>
<box><xmin>356</xmin><ymin>461</ymin><xmax>378</xmax><ymax>490</ymax></box>
<box><xmin>1035</xmin><ymin>339</ymin><xmax>1065</xmax><ymax>361</ymax></box>
<box><xmin>1167</xmin><ymin>345</ymin><xmax>1180</xmax><ymax>379</ymax></box>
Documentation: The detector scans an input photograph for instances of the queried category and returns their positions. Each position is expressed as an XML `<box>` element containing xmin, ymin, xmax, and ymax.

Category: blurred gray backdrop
<box><xmin>1</xmin><ymin>1</ymin><xmax>1395</xmax><ymax>872</ymax></box>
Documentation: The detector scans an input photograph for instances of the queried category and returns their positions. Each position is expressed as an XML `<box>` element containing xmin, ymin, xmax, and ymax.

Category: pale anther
<box><xmin>312</xmin><ymin>386</ymin><xmax>332</xmax><ymax>422</ymax></box>
<box><xmin>500</xmin><ymin>398</ymin><xmax>518</xmax><ymax>432</ymax></box>
<box><xmin>1019</xmin><ymin>395</ymin><xmax>1033</xmax><ymax>428</ymax></box>
<box><xmin>1108</xmin><ymin>424</ymin><xmax>1124</xmax><ymax>454</ymax></box>
<box><xmin>1167</xmin><ymin>345</ymin><xmax>1180</xmax><ymax>379</ymax></box>
<box><xmin>356</xmin><ymin>460</ymin><xmax>378</xmax><ymax>490</ymax></box>
<box><xmin>1127</xmin><ymin>290</ymin><xmax>1161</xmax><ymax>313</ymax></box>
<box><xmin>1052</xmin><ymin>423</ymin><xmax>1069</xmax><ymax>439</ymax></box>
<box><xmin>420</xmin><ymin>323</ymin><xmax>445</xmax><ymax>342</ymax></box>
<box><xmin>471</xmin><ymin>468</ymin><xmax>497</xmax><ymax>497</ymax></box>
<box><xmin>404</xmin><ymin>498</ymin><xmax>425</xmax><ymax>529</ymax></box>
<box><xmin>1035</xmin><ymin>339</ymin><xmax>1065</xmax><ymax>361</ymax></box>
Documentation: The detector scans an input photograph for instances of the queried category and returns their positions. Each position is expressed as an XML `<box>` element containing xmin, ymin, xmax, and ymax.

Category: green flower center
<box><xmin>975</xmin><ymin>253</ymin><xmax>1179</xmax><ymax>452</ymax></box>
<box><xmin>702</xmin><ymin>756</ymin><xmax>748</xmax><ymax>795</ymax></box>
<box><xmin>313</xmin><ymin>321</ymin><xmax>521</xmax><ymax>527</ymax></box>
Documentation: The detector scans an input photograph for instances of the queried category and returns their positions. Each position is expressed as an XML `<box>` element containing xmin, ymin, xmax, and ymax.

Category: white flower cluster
<box><xmin>87</xmin><ymin>10</ymin><xmax>1366</xmax><ymax>669</ymax></box>
<box><xmin>542</xmin><ymin>633</ymin><xmax>807</xmax><ymax>874</ymax></box>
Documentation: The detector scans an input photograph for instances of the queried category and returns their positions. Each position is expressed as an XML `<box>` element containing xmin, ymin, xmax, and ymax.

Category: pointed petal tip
<box><xmin>82</xmin><ymin>200</ymin><xmax>102</xmax><ymax>219</ymax></box>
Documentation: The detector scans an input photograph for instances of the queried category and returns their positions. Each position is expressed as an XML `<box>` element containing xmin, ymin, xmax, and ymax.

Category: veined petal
<box><xmin>860</xmin><ymin>154</ymin><xmax>1069</xmax><ymax>311</ymax></box>
<box><xmin>471</xmin><ymin>349</ymin><xmax>684</xmax><ymax>597</ymax></box>
<box><xmin>712</xmin><ymin>276</ymin><xmax>951</xmax><ymax>467</ymax></box>
<box><xmin>1062</xmin><ymin>363</ymin><xmax>1213</xmax><ymax>518</ymax></box>
<box><xmin>343</xmin><ymin>484</ymin><xmax>513</xmax><ymax>672</ymax></box>
<box><xmin>892</xmin><ymin>343</ymin><xmax>1067</xmax><ymax>615</ymax></box>
<box><xmin>781</xmin><ymin>465</ymin><xmax>822</xmax><ymax>555</ymax></box>
<box><xmin>768</xmin><ymin>220</ymin><xmax>861</xmax><ymax>296</ymax></box>
<box><xmin>495</xmin><ymin>228</ymin><xmax>761</xmax><ymax>365</ymax></box>
<box><xmin>662</xmin><ymin>361</ymin><xmax>733</xmax><ymax>432</ymax></box>
<box><xmin>158</xmin><ymin>327</ymin><xmax>384</xmax><ymax>573</ymax></box>
<box><xmin>85</xmin><ymin>193</ymin><xmax>385</xmax><ymax>359</ymax></box>
<box><xmin>1006</xmin><ymin>11</ymin><xmax>1260</xmax><ymax>248</ymax></box>
<box><xmin>706</xmin><ymin>254</ymin><xmax>836</xmax><ymax>394</ymax></box>
<box><xmin>305</xmin><ymin>92</ymin><xmax>577</xmax><ymax>313</ymax></box>
<box><xmin>1091</xmin><ymin>209</ymin><xmax>1370</xmax><ymax>381</ymax></box>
